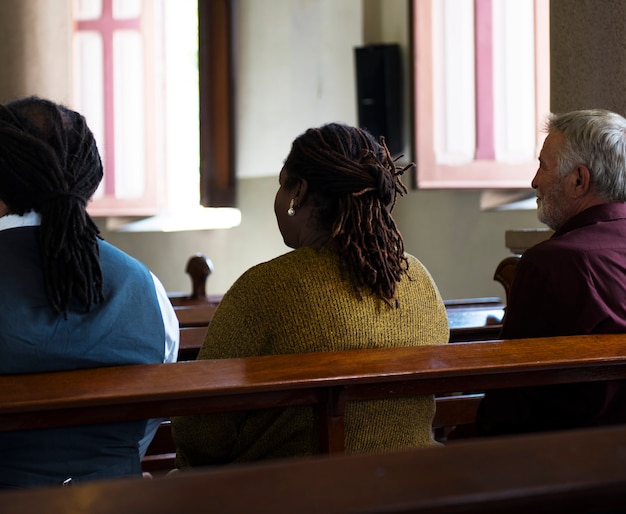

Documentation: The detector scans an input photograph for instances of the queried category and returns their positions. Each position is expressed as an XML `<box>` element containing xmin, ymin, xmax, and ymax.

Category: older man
<box><xmin>477</xmin><ymin>109</ymin><xmax>626</xmax><ymax>435</ymax></box>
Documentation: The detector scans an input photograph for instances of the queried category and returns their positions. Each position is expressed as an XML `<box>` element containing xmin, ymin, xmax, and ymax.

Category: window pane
<box><xmin>163</xmin><ymin>0</ymin><xmax>200</xmax><ymax>210</ymax></box>
<box><xmin>73</xmin><ymin>31</ymin><xmax>107</xmax><ymax>200</ymax></box>
<box><xmin>113</xmin><ymin>0</ymin><xmax>141</xmax><ymax>19</ymax></box>
<box><xmin>433</xmin><ymin>0</ymin><xmax>476</xmax><ymax>165</ymax></box>
<box><xmin>493</xmin><ymin>0</ymin><xmax>536</xmax><ymax>162</ymax></box>
<box><xmin>114</xmin><ymin>30</ymin><xmax>145</xmax><ymax>198</ymax></box>
<box><xmin>74</xmin><ymin>0</ymin><xmax>102</xmax><ymax>20</ymax></box>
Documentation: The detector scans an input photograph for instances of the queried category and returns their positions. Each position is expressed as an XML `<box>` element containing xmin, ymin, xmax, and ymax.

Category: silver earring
<box><xmin>287</xmin><ymin>199</ymin><xmax>296</xmax><ymax>216</ymax></box>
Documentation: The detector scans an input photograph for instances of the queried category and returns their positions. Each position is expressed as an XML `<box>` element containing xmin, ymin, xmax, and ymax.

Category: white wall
<box><xmin>97</xmin><ymin>176</ymin><xmax>543</xmax><ymax>301</ymax></box>
<box><xmin>236</xmin><ymin>0</ymin><xmax>362</xmax><ymax>178</ymax></box>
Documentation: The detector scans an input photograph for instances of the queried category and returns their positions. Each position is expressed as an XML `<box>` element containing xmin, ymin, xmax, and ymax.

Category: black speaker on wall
<box><xmin>354</xmin><ymin>44</ymin><xmax>403</xmax><ymax>155</ymax></box>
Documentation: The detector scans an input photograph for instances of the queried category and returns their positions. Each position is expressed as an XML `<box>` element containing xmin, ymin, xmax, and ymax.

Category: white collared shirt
<box><xmin>0</xmin><ymin>211</ymin><xmax>41</xmax><ymax>231</ymax></box>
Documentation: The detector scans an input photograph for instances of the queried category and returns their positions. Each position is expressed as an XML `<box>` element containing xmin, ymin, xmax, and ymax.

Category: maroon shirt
<box><xmin>477</xmin><ymin>203</ymin><xmax>626</xmax><ymax>435</ymax></box>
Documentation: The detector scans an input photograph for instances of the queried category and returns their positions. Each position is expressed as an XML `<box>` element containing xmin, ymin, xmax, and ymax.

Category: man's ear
<box><xmin>571</xmin><ymin>164</ymin><xmax>592</xmax><ymax>198</ymax></box>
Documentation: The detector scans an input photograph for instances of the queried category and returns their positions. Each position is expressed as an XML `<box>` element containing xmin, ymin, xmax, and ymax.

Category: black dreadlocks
<box><xmin>0</xmin><ymin>96</ymin><xmax>104</xmax><ymax>317</ymax></box>
<box><xmin>283</xmin><ymin>123</ymin><xmax>413</xmax><ymax>306</ymax></box>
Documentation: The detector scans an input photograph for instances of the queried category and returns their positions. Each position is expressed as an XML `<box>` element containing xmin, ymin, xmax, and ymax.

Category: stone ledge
<box><xmin>505</xmin><ymin>228</ymin><xmax>553</xmax><ymax>254</ymax></box>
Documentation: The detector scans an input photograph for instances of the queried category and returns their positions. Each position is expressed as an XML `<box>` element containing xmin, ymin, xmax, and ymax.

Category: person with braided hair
<box><xmin>172</xmin><ymin>123</ymin><xmax>448</xmax><ymax>469</ymax></box>
<box><xmin>0</xmin><ymin>96</ymin><xmax>179</xmax><ymax>488</ymax></box>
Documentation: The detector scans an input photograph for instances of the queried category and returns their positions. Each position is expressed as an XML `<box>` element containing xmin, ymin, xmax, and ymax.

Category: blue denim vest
<box><xmin>0</xmin><ymin>227</ymin><xmax>166</xmax><ymax>488</ymax></box>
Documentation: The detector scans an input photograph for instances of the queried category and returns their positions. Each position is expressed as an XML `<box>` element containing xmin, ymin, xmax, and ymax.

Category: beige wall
<box><xmin>0</xmin><ymin>0</ymin><xmax>545</xmax><ymax>301</ymax></box>
<box><xmin>0</xmin><ymin>0</ymin><xmax>72</xmax><ymax>104</ymax></box>
<box><xmin>97</xmin><ymin>176</ymin><xmax>543</xmax><ymax>301</ymax></box>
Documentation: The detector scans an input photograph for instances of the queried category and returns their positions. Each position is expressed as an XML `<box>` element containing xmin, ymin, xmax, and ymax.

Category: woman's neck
<box><xmin>297</xmin><ymin>229</ymin><xmax>332</xmax><ymax>250</ymax></box>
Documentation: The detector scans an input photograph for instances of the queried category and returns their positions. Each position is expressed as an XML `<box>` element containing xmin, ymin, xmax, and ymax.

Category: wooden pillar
<box><xmin>551</xmin><ymin>0</ymin><xmax>626</xmax><ymax>115</ymax></box>
<box><xmin>0</xmin><ymin>0</ymin><xmax>72</xmax><ymax>104</ymax></box>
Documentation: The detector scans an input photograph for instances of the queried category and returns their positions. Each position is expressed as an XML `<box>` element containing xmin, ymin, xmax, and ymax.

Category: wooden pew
<box><xmin>141</xmin><ymin>394</ymin><xmax>484</xmax><ymax>475</ymax></box>
<box><xmin>175</xmin><ymin>307</ymin><xmax>503</xmax><ymax>358</ymax></box>
<box><xmin>169</xmin><ymin>295</ymin><xmax>511</xmax><ymax>466</ymax></box>
<box><xmin>169</xmin><ymin>255</ymin><xmax>507</xmax><ymax>357</ymax></box>
<box><xmin>494</xmin><ymin>254</ymin><xmax>521</xmax><ymax>306</ymax></box>
<box><xmin>173</xmin><ymin>296</ymin><xmax>506</xmax><ymax>359</ymax></box>
<box><xmin>2</xmin><ymin>334</ymin><xmax>626</xmax><ymax>450</ymax></box>
<box><xmin>4</xmin><ymin>424</ymin><xmax>626</xmax><ymax>513</ymax></box>
<box><xmin>2</xmin><ymin>334</ymin><xmax>626</xmax><ymax>504</ymax></box>
<box><xmin>172</xmin><ymin>320</ymin><xmax>492</xmax><ymax>467</ymax></box>
<box><xmin>168</xmin><ymin>253</ymin><xmax>216</xmax><ymax>306</ymax></box>
<box><xmin>171</xmin><ymin>296</ymin><xmax>507</xmax><ymax>328</ymax></box>
<box><xmin>444</xmin><ymin>297</ymin><xmax>504</xmax><ymax>325</ymax></box>
<box><xmin>169</xmin><ymin>254</ymin><xmax>508</xmax><ymax>345</ymax></box>
<box><xmin>177</xmin><ymin>326</ymin><xmax>208</xmax><ymax>361</ymax></box>
<box><xmin>446</xmin><ymin>297</ymin><xmax>504</xmax><ymax>342</ymax></box>
<box><xmin>168</xmin><ymin>253</ymin><xmax>221</xmax><ymax>333</ymax></box>
<box><xmin>174</xmin><ymin>303</ymin><xmax>218</xmax><ymax>328</ymax></box>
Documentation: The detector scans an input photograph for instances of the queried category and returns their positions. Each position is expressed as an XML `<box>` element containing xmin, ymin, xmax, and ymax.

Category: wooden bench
<box><xmin>168</xmin><ymin>254</ymin><xmax>216</xmax><ymax>306</ymax></box>
<box><xmin>3</xmin><ymin>424</ymin><xmax>626</xmax><ymax>513</ymax></box>
<box><xmin>173</xmin><ymin>303</ymin><xmax>503</xmax><ymax>359</ymax></box>
<box><xmin>2</xmin><ymin>334</ymin><xmax>625</xmax><ymax>446</ymax></box>
<box><xmin>177</xmin><ymin>326</ymin><xmax>208</xmax><ymax>361</ymax></box>
<box><xmin>173</xmin><ymin>303</ymin><xmax>219</xmax><ymax>328</ymax></box>
<box><xmin>0</xmin><ymin>330</ymin><xmax>612</xmax><ymax>475</ymax></box>
<box><xmin>175</xmin><ymin>312</ymin><xmax>502</xmax><ymax>361</ymax></box>
<box><xmin>168</xmin><ymin>253</ymin><xmax>221</xmax><ymax>333</ymax></box>
<box><xmin>173</xmin><ymin>296</ymin><xmax>505</xmax><ymax>359</ymax></box>
<box><xmin>171</xmin><ymin>295</ymin><xmax>507</xmax><ymax>328</ymax></box>
<box><xmin>2</xmin><ymin>334</ymin><xmax>626</xmax><ymax>507</ymax></box>
<box><xmin>446</xmin><ymin>297</ymin><xmax>503</xmax><ymax>342</ymax></box>
<box><xmin>170</xmin><ymin>316</ymin><xmax>500</xmax><ymax>466</ymax></box>
<box><xmin>169</xmin><ymin>253</ymin><xmax>509</xmax><ymax>345</ymax></box>
<box><xmin>140</xmin><ymin>394</ymin><xmax>484</xmax><ymax>475</ymax></box>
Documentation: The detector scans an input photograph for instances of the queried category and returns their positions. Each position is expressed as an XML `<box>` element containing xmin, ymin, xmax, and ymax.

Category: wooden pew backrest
<box><xmin>5</xmin><ymin>424</ymin><xmax>626</xmax><ymax>514</ymax></box>
<box><xmin>174</xmin><ymin>304</ymin><xmax>218</xmax><ymax>328</ymax></box>
<box><xmin>3</xmin><ymin>333</ymin><xmax>626</xmax><ymax>481</ymax></box>
<box><xmin>2</xmin><ymin>334</ymin><xmax>626</xmax><ymax>442</ymax></box>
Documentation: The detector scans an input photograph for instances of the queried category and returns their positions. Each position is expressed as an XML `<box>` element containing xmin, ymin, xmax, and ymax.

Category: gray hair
<box><xmin>546</xmin><ymin>109</ymin><xmax>626</xmax><ymax>201</ymax></box>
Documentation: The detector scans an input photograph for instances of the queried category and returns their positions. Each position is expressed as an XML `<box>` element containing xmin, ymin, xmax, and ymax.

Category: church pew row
<box><xmin>172</xmin><ymin>296</ymin><xmax>502</xmax><ymax>465</ymax></box>
<box><xmin>170</xmin><ymin>252</ymin><xmax>507</xmax><ymax>342</ymax></box>
<box><xmin>172</xmin><ymin>294</ymin><xmax>506</xmax><ymax>329</ymax></box>
<box><xmin>2</xmin><ymin>334</ymin><xmax>626</xmax><ymax>508</ymax></box>
<box><xmin>170</xmin><ymin>253</ymin><xmax>507</xmax><ymax>333</ymax></box>
<box><xmin>176</xmin><ymin>309</ymin><xmax>503</xmax><ymax>354</ymax></box>
<box><xmin>141</xmin><ymin>392</ymin><xmax>486</xmax><ymax>475</ymax></box>
<box><xmin>177</xmin><ymin>326</ymin><xmax>209</xmax><ymax>361</ymax></box>
<box><xmin>173</xmin><ymin>297</ymin><xmax>505</xmax><ymax>361</ymax></box>
<box><xmin>177</xmin><ymin>322</ymin><xmax>502</xmax><ymax>361</ymax></box>
<box><xmin>165</xmin><ymin>257</ymin><xmax>504</xmax><ymax>470</ymax></box>
<box><xmin>167</xmin><ymin>320</ymin><xmax>492</xmax><ymax>474</ymax></box>
<box><xmin>1</xmin><ymin>334</ymin><xmax>625</xmax><ymax>444</ymax></box>
<box><xmin>4</xmin><ymin>425</ymin><xmax>626</xmax><ymax>513</ymax></box>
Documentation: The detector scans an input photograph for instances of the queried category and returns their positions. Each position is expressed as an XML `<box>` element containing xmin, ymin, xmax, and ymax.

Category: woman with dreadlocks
<box><xmin>0</xmin><ymin>96</ymin><xmax>179</xmax><ymax>488</ymax></box>
<box><xmin>172</xmin><ymin>123</ymin><xmax>448</xmax><ymax>469</ymax></box>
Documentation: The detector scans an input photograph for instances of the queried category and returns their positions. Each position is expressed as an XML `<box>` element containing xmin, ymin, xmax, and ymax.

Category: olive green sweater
<box><xmin>172</xmin><ymin>246</ymin><xmax>449</xmax><ymax>468</ymax></box>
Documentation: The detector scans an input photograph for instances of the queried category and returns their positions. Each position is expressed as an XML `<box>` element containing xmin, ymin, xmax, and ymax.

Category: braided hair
<box><xmin>0</xmin><ymin>96</ymin><xmax>104</xmax><ymax>317</ymax></box>
<box><xmin>283</xmin><ymin>123</ymin><xmax>412</xmax><ymax>306</ymax></box>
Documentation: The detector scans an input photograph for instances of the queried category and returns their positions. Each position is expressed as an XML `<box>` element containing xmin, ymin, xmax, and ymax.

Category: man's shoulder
<box><xmin>523</xmin><ymin>236</ymin><xmax>577</xmax><ymax>260</ymax></box>
<box><xmin>98</xmin><ymin>239</ymin><xmax>152</xmax><ymax>277</ymax></box>
<box><xmin>528</xmin><ymin>216</ymin><xmax>626</xmax><ymax>256</ymax></box>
